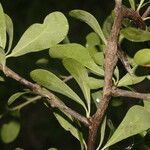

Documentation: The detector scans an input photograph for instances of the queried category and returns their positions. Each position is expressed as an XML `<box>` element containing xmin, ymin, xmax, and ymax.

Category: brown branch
<box><xmin>87</xmin><ymin>2</ymin><xmax>147</xmax><ymax>150</ymax></box>
<box><xmin>112</xmin><ymin>87</ymin><xmax>150</xmax><ymax>100</ymax></box>
<box><xmin>87</xmin><ymin>1</ymin><xmax>123</xmax><ymax>149</ymax></box>
<box><xmin>0</xmin><ymin>65</ymin><xmax>90</xmax><ymax>127</ymax></box>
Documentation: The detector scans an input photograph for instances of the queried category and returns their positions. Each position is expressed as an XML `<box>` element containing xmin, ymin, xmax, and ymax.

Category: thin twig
<box><xmin>112</xmin><ymin>87</ymin><xmax>150</xmax><ymax>100</ymax></box>
<box><xmin>142</xmin><ymin>6</ymin><xmax>150</xmax><ymax>19</ymax></box>
<box><xmin>0</xmin><ymin>65</ymin><xmax>90</xmax><ymax>127</ymax></box>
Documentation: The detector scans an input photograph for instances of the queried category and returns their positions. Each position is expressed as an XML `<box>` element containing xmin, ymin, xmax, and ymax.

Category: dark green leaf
<box><xmin>102</xmin><ymin>105</ymin><xmax>150</xmax><ymax>150</ymax></box>
<box><xmin>49</xmin><ymin>43</ymin><xmax>104</xmax><ymax>76</ymax></box>
<box><xmin>0</xmin><ymin>121</ymin><xmax>20</xmax><ymax>143</ymax></box>
<box><xmin>69</xmin><ymin>10</ymin><xmax>106</xmax><ymax>44</ymax></box>
<box><xmin>8</xmin><ymin>12</ymin><xmax>69</xmax><ymax>57</ymax></box>
<box><xmin>121</xmin><ymin>27</ymin><xmax>150</xmax><ymax>42</ymax></box>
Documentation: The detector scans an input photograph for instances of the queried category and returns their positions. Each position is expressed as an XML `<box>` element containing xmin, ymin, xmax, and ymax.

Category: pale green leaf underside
<box><xmin>0</xmin><ymin>3</ymin><xmax>6</xmax><ymax>49</ymax></box>
<box><xmin>69</xmin><ymin>10</ymin><xmax>107</xmax><ymax>45</ymax></box>
<box><xmin>0</xmin><ymin>121</ymin><xmax>20</xmax><ymax>143</ymax></box>
<box><xmin>8</xmin><ymin>12</ymin><xmax>69</xmax><ymax>57</ymax></box>
<box><xmin>49</xmin><ymin>43</ymin><xmax>104</xmax><ymax>76</ymax></box>
<box><xmin>102</xmin><ymin>105</ymin><xmax>150</xmax><ymax>150</ymax></box>
<box><xmin>30</xmin><ymin>69</ymin><xmax>86</xmax><ymax>110</ymax></box>
<box><xmin>121</xmin><ymin>27</ymin><xmax>150</xmax><ymax>42</ymax></box>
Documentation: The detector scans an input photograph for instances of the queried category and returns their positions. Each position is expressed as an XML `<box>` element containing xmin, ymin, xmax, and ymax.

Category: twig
<box><xmin>0</xmin><ymin>65</ymin><xmax>90</xmax><ymax>127</ymax></box>
<box><xmin>142</xmin><ymin>6</ymin><xmax>150</xmax><ymax>19</ymax></box>
<box><xmin>112</xmin><ymin>87</ymin><xmax>150</xmax><ymax>100</ymax></box>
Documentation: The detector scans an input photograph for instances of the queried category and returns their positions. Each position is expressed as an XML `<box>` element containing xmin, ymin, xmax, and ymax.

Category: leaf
<box><xmin>49</xmin><ymin>43</ymin><xmax>104</xmax><ymax>76</ymax></box>
<box><xmin>54</xmin><ymin>111</ymin><xmax>85</xmax><ymax>148</ymax></box>
<box><xmin>5</xmin><ymin>14</ymin><xmax>13</xmax><ymax>53</ymax></box>
<box><xmin>121</xmin><ymin>27</ymin><xmax>150</xmax><ymax>42</ymax></box>
<box><xmin>63</xmin><ymin>59</ymin><xmax>91</xmax><ymax>115</ymax></box>
<box><xmin>128</xmin><ymin>0</ymin><xmax>136</xmax><ymax>10</ymax></box>
<box><xmin>7</xmin><ymin>91</ymin><xmax>28</xmax><ymax>106</ymax></box>
<box><xmin>0</xmin><ymin>47</ymin><xmax>6</xmax><ymax>69</ymax></box>
<box><xmin>118</xmin><ymin>67</ymin><xmax>146</xmax><ymax>87</ymax></box>
<box><xmin>92</xmin><ymin>91</ymin><xmax>103</xmax><ymax>108</ymax></box>
<box><xmin>8</xmin><ymin>12</ymin><xmax>69</xmax><ymax>57</ymax></box>
<box><xmin>69</xmin><ymin>10</ymin><xmax>106</xmax><ymax>45</ymax></box>
<box><xmin>48</xmin><ymin>148</ymin><xmax>58</xmax><ymax>150</ymax></box>
<box><xmin>0</xmin><ymin>120</ymin><xmax>20</xmax><ymax>143</ymax></box>
<box><xmin>96</xmin><ymin>116</ymin><xmax>107</xmax><ymax>150</ymax></box>
<box><xmin>144</xmin><ymin>100</ymin><xmax>150</xmax><ymax>113</ymax></box>
<box><xmin>87</xmin><ymin>77</ymin><xmax>104</xmax><ymax>89</ymax></box>
<box><xmin>0</xmin><ymin>3</ymin><xmax>6</xmax><ymax>49</ymax></box>
<box><xmin>102</xmin><ymin>105</ymin><xmax>150</xmax><ymax>150</ymax></box>
<box><xmin>134</xmin><ymin>49</ymin><xmax>150</xmax><ymax>67</ymax></box>
<box><xmin>93</xmin><ymin>52</ymin><xmax>104</xmax><ymax>66</ymax></box>
<box><xmin>30</xmin><ymin>69</ymin><xmax>87</xmax><ymax>110</ymax></box>
<box><xmin>0</xmin><ymin>76</ymin><xmax>4</xmax><ymax>81</ymax></box>
<box><xmin>102</xmin><ymin>12</ymin><xmax>114</xmax><ymax>38</ymax></box>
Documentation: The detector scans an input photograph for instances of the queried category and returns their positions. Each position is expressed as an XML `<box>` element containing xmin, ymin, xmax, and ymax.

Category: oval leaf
<box><xmin>49</xmin><ymin>43</ymin><xmax>104</xmax><ymax>76</ymax></box>
<box><xmin>69</xmin><ymin>10</ymin><xmax>106</xmax><ymax>45</ymax></box>
<box><xmin>87</xmin><ymin>77</ymin><xmax>104</xmax><ymax>89</ymax></box>
<box><xmin>30</xmin><ymin>69</ymin><xmax>87</xmax><ymax>110</ymax></box>
<box><xmin>8</xmin><ymin>12</ymin><xmax>69</xmax><ymax>57</ymax></box>
<box><xmin>0</xmin><ymin>121</ymin><xmax>20</xmax><ymax>143</ymax></box>
<box><xmin>63</xmin><ymin>58</ymin><xmax>91</xmax><ymax>115</ymax></box>
<box><xmin>0</xmin><ymin>3</ymin><xmax>6</xmax><ymax>49</ymax></box>
<box><xmin>121</xmin><ymin>27</ymin><xmax>150</xmax><ymax>42</ymax></box>
<box><xmin>134</xmin><ymin>49</ymin><xmax>150</xmax><ymax>67</ymax></box>
<box><xmin>102</xmin><ymin>105</ymin><xmax>150</xmax><ymax>150</ymax></box>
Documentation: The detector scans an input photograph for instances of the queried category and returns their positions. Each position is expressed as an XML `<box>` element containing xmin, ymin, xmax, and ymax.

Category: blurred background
<box><xmin>0</xmin><ymin>0</ymin><xmax>149</xmax><ymax>150</ymax></box>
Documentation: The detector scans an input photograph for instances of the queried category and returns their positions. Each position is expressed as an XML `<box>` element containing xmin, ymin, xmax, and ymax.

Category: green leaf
<box><xmin>121</xmin><ymin>27</ymin><xmax>150</xmax><ymax>42</ymax></box>
<box><xmin>87</xmin><ymin>77</ymin><xmax>104</xmax><ymax>89</ymax></box>
<box><xmin>102</xmin><ymin>12</ymin><xmax>114</xmax><ymax>38</ymax></box>
<box><xmin>30</xmin><ymin>69</ymin><xmax>87</xmax><ymax>110</ymax></box>
<box><xmin>96</xmin><ymin>116</ymin><xmax>107</xmax><ymax>150</ymax></box>
<box><xmin>48</xmin><ymin>148</ymin><xmax>58</xmax><ymax>150</ymax></box>
<box><xmin>7</xmin><ymin>91</ymin><xmax>28</xmax><ymax>106</ymax></box>
<box><xmin>0</xmin><ymin>120</ymin><xmax>20</xmax><ymax>143</ymax></box>
<box><xmin>54</xmin><ymin>111</ymin><xmax>85</xmax><ymax>149</ymax></box>
<box><xmin>49</xmin><ymin>43</ymin><xmax>104</xmax><ymax>76</ymax></box>
<box><xmin>102</xmin><ymin>105</ymin><xmax>150</xmax><ymax>150</ymax></box>
<box><xmin>92</xmin><ymin>91</ymin><xmax>103</xmax><ymax>108</ymax></box>
<box><xmin>5</xmin><ymin>14</ymin><xmax>13</xmax><ymax>53</ymax></box>
<box><xmin>134</xmin><ymin>49</ymin><xmax>150</xmax><ymax>67</ymax></box>
<box><xmin>118</xmin><ymin>67</ymin><xmax>146</xmax><ymax>87</ymax></box>
<box><xmin>144</xmin><ymin>100</ymin><xmax>150</xmax><ymax>113</ymax></box>
<box><xmin>93</xmin><ymin>52</ymin><xmax>104</xmax><ymax>66</ymax></box>
<box><xmin>0</xmin><ymin>3</ymin><xmax>6</xmax><ymax>49</ymax></box>
<box><xmin>0</xmin><ymin>47</ymin><xmax>6</xmax><ymax>69</ymax></box>
<box><xmin>128</xmin><ymin>0</ymin><xmax>136</xmax><ymax>10</ymax></box>
<box><xmin>63</xmin><ymin>59</ymin><xmax>90</xmax><ymax>116</ymax></box>
<box><xmin>8</xmin><ymin>12</ymin><xmax>69</xmax><ymax>57</ymax></box>
<box><xmin>0</xmin><ymin>76</ymin><xmax>4</xmax><ymax>81</ymax></box>
<box><xmin>69</xmin><ymin>10</ymin><xmax>106</xmax><ymax>45</ymax></box>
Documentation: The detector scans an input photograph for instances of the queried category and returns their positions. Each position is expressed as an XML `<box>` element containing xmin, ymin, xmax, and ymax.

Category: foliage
<box><xmin>0</xmin><ymin>0</ymin><xmax>150</xmax><ymax>149</ymax></box>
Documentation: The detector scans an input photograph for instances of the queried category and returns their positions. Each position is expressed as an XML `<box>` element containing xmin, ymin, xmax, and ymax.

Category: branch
<box><xmin>112</xmin><ymin>87</ymin><xmax>150</xmax><ymax>100</ymax></box>
<box><xmin>142</xmin><ymin>6</ymin><xmax>150</xmax><ymax>19</ymax></box>
<box><xmin>0</xmin><ymin>65</ymin><xmax>90</xmax><ymax>127</ymax></box>
<box><xmin>87</xmin><ymin>2</ymin><xmax>123</xmax><ymax>149</ymax></box>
